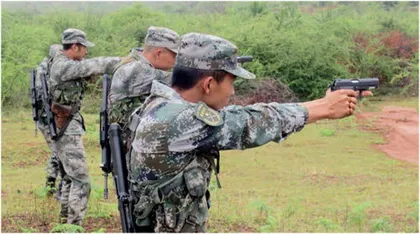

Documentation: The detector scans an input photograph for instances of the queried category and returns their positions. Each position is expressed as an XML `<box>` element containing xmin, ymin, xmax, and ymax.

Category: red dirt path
<box><xmin>356</xmin><ymin>106</ymin><xmax>419</xmax><ymax>164</ymax></box>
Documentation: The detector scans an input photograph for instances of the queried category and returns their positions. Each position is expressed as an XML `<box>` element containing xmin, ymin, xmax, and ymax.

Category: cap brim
<box><xmin>81</xmin><ymin>40</ymin><xmax>95</xmax><ymax>47</ymax></box>
<box><xmin>167</xmin><ymin>47</ymin><xmax>178</xmax><ymax>54</ymax></box>
<box><xmin>225</xmin><ymin>66</ymin><xmax>256</xmax><ymax>79</ymax></box>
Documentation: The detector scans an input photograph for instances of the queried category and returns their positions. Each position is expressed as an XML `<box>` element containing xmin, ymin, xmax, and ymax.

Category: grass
<box><xmin>1</xmin><ymin>97</ymin><xmax>418</xmax><ymax>232</ymax></box>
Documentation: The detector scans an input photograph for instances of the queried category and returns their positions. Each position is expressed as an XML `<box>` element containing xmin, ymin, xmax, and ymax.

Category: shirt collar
<box><xmin>129</xmin><ymin>48</ymin><xmax>152</xmax><ymax>67</ymax></box>
<box><xmin>150</xmin><ymin>80</ymin><xmax>183</xmax><ymax>100</ymax></box>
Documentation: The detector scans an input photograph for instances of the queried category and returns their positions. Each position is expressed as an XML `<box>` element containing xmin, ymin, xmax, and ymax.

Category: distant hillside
<box><xmin>2</xmin><ymin>1</ymin><xmax>417</xmax><ymax>15</ymax></box>
<box><xmin>1</xmin><ymin>1</ymin><xmax>136</xmax><ymax>14</ymax></box>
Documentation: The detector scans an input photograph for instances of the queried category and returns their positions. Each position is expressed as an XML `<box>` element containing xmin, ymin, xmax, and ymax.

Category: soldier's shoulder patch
<box><xmin>194</xmin><ymin>102</ymin><xmax>223</xmax><ymax>126</ymax></box>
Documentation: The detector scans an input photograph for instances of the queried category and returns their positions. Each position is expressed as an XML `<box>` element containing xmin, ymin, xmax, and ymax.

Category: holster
<box><xmin>51</xmin><ymin>104</ymin><xmax>72</xmax><ymax>129</ymax></box>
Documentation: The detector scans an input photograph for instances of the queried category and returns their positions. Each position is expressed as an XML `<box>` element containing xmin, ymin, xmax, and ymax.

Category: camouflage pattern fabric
<box><xmin>108</xmin><ymin>51</ymin><xmax>171</xmax><ymax>127</ymax></box>
<box><xmin>128</xmin><ymin>81</ymin><xmax>308</xmax><ymax>232</ymax></box>
<box><xmin>62</xmin><ymin>28</ymin><xmax>95</xmax><ymax>47</ymax></box>
<box><xmin>54</xmin><ymin>115</ymin><xmax>90</xmax><ymax>225</ymax></box>
<box><xmin>37</xmin><ymin>121</ymin><xmax>60</xmax><ymax>180</ymax></box>
<box><xmin>145</xmin><ymin>26</ymin><xmax>180</xmax><ymax>53</ymax></box>
<box><xmin>49</xmin><ymin>47</ymin><xmax>121</xmax><ymax>225</ymax></box>
<box><xmin>176</xmin><ymin>32</ymin><xmax>255</xmax><ymax>79</ymax></box>
<box><xmin>49</xmin><ymin>53</ymin><xmax>121</xmax><ymax>105</ymax></box>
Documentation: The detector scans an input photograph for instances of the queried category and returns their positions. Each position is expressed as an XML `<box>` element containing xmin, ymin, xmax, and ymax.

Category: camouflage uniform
<box><xmin>35</xmin><ymin>44</ymin><xmax>62</xmax><ymax>192</ymax></box>
<box><xmin>128</xmin><ymin>33</ymin><xmax>308</xmax><ymax>232</ymax></box>
<box><xmin>108</xmin><ymin>26</ymin><xmax>180</xmax><ymax>129</ymax></box>
<box><xmin>49</xmin><ymin>28</ymin><xmax>121</xmax><ymax>226</ymax></box>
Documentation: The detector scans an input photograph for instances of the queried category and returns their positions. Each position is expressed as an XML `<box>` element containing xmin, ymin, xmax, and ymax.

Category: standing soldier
<box><xmin>48</xmin><ymin>28</ymin><xmax>122</xmax><ymax>226</ymax></box>
<box><xmin>34</xmin><ymin>44</ymin><xmax>63</xmax><ymax>197</ymax></box>
<box><xmin>125</xmin><ymin>33</ymin><xmax>373</xmax><ymax>232</ymax></box>
<box><xmin>108</xmin><ymin>26</ymin><xmax>180</xmax><ymax>136</ymax></box>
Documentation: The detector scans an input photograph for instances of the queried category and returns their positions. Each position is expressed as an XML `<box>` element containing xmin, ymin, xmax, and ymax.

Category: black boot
<box><xmin>45</xmin><ymin>177</ymin><xmax>57</xmax><ymax>196</ymax></box>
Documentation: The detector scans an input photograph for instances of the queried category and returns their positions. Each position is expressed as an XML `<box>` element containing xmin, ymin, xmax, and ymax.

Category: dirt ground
<box><xmin>357</xmin><ymin>106</ymin><xmax>419</xmax><ymax>164</ymax></box>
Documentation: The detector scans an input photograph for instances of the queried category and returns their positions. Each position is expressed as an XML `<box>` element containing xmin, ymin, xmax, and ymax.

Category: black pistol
<box><xmin>330</xmin><ymin>78</ymin><xmax>379</xmax><ymax>99</ymax></box>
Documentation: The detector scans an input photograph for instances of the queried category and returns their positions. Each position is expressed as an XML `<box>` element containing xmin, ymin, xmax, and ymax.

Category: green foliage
<box><xmin>247</xmin><ymin>200</ymin><xmax>279</xmax><ymax>232</ymax></box>
<box><xmin>92</xmin><ymin>227</ymin><xmax>106</xmax><ymax>233</ymax></box>
<box><xmin>50</xmin><ymin>223</ymin><xmax>85</xmax><ymax>233</ymax></box>
<box><xmin>408</xmin><ymin>202</ymin><xmax>419</xmax><ymax>222</ymax></box>
<box><xmin>1</xmin><ymin>2</ymin><xmax>418</xmax><ymax>107</ymax></box>
<box><xmin>316</xmin><ymin>217</ymin><xmax>340</xmax><ymax>232</ymax></box>
<box><xmin>86</xmin><ymin>185</ymin><xmax>112</xmax><ymax>219</ymax></box>
<box><xmin>21</xmin><ymin>227</ymin><xmax>38</xmax><ymax>233</ymax></box>
<box><xmin>320</xmin><ymin>129</ymin><xmax>335</xmax><ymax>137</ymax></box>
<box><xmin>258</xmin><ymin>215</ymin><xmax>279</xmax><ymax>232</ymax></box>
<box><xmin>33</xmin><ymin>186</ymin><xmax>49</xmax><ymax>198</ymax></box>
<box><xmin>348</xmin><ymin>202</ymin><xmax>373</xmax><ymax>232</ymax></box>
<box><xmin>369</xmin><ymin>216</ymin><xmax>393</xmax><ymax>232</ymax></box>
<box><xmin>248</xmin><ymin>200</ymin><xmax>273</xmax><ymax>217</ymax></box>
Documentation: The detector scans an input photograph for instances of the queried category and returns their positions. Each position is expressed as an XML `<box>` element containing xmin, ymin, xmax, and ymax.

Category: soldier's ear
<box><xmin>202</xmin><ymin>76</ymin><xmax>214</xmax><ymax>94</ymax></box>
<box><xmin>155</xmin><ymin>48</ymin><xmax>165</xmax><ymax>59</ymax></box>
<box><xmin>72</xmin><ymin>44</ymin><xmax>82</xmax><ymax>51</ymax></box>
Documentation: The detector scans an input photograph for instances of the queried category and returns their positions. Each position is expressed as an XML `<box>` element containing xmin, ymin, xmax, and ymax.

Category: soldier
<box><xmin>35</xmin><ymin>44</ymin><xmax>63</xmax><ymax>197</ymax></box>
<box><xmin>108</xmin><ymin>26</ymin><xmax>180</xmax><ymax>134</ymax></box>
<box><xmin>125</xmin><ymin>33</ymin><xmax>373</xmax><ymax>232</ymax></box>
<box><xmin>48</xmin><ymin>28</ymin><xmax>122</xmax><ymax>226</ymax></box>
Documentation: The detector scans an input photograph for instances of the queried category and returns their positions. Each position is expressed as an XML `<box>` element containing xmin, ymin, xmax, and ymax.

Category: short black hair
<box><xmin>171</xmin><ymin>66</ymin><xmax>228</xmax><ymax>90</ymax></box>
<box><xmin>62</xmin><ymin>43</ymin><xmax>84</xmax><ymax>51</ymax></box>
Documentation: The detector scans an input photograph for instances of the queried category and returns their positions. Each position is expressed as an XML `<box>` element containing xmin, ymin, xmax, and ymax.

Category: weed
<box><xmin>316</xmin><ymin>217</ymin><xmax>340</xmax><ymax>232</ymax></box>
<box><xmin>248</xmin><ymin>200</ymin><xmax>279</xmax><ymax>232</ymax></box>
<box><xmin>248</xmin><ymin>200</ymin><xmax>273</xmax><ymax>218</ymax></box>
<box><xmin>369</xmin><ymin>216</ymin><xmax>393</xmax><ymax>232</ymax></box>
<box><xmin>258</xmin><ymin>215</ymin><xmax>279</xmax><ymax>232</ymax></box>
<box><xmin>21</xmin><ymin>227</ymin><xmax>38</xmax><ymax>233</ymax></box>
<box><xmin>92</xmin><ymin>227</ymin><xmax>106</xmax><ymax>233</ymax></box>
<box><xmin>86</xmin><ymin>186</ymin><xmax>112</xmax><ymax>219</ymax></box>
<box><xmin>348</xmin><ymin>202</ymin><xmax>373</xmax><ymax>232</ymax></box>
<box><xmin>408</xmin><ymin>202</ymin><xmax>419</xmax><ymax>222</ymax></box>
<box><xmin>320</xmin><ymin>128</ymin><xmax>335</xmax><ymax>137</ymax></box>
<box><xmin>50</xmin><ymin>223</ymin><xmax>85</xmax><ymax>233</ymax></box>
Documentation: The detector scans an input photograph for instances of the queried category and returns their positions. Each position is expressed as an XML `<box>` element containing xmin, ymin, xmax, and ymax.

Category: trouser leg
<box><xmin>56</xmin><ymin>134</ymin><xmax>91</xmax><ymax>226</ymax></box>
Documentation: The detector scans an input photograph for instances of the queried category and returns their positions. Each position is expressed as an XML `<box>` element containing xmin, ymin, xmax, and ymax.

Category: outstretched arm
<box><xmin>51</xmin><ymin>57</ymin><xmax>121</xmax><ymax>82</ymax></box>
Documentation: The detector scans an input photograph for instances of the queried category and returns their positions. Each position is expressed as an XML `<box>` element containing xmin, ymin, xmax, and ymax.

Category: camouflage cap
<box><xmin>144</xmin><ymin>26</ymin><xmax>180</xmax><ymax>54</ymax></box>
<box><xmin>62</xmin><ymin>28</ymin><xmax>95</xmax><ymax>47</ymax></box>
<box><xmin>49</xmin><ymin>44</ymin><xmax>62</xmax><ymax>58</ymax></box>
<box><xmin>175</xmin><ymin>33</ymin><xmax>255</xmax><ymax>79</ymax></box>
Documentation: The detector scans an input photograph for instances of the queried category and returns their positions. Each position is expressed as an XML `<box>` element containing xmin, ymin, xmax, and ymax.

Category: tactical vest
<box><xmin>51</xmin><ymin>79</ymin><xmax>85</xmax><ymax>105</ymax></box>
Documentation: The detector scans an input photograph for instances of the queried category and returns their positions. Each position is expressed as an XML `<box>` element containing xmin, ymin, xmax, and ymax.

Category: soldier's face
<box><xmin>204</xmin><ymin>73</ymin><xmax>236</xmax><ymax>110</ymax></box>
<box><xmin>155</xmin><ymin>48</ymin><xmax>176</xmax><ymax>71</ymax></box>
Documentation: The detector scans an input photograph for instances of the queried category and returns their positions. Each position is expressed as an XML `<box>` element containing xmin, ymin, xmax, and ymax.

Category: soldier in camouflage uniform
<box><xmin>48</xmin><ymin>28</ymin><xmax>122</xmax><ymax>226</ymax></box>
<box><xmin>35</xmin><ymin>44</ymin><xmax>63</xmax><ymax>196</ymax></box>
<box><xmin>109</xmin><ymin>26</ymin><xmax>180</xmax><ymax>132</ymax></box>
<box><xmin>127</xmin><ymin>33</ymin><xmax>372</xmax><ymax>232</ymax></box>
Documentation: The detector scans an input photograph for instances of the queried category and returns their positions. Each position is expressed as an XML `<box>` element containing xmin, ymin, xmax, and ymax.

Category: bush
<box><xmin>1</xmin><ymin>2</ymin><xmax>418</xmax><ymax>108</ymax></box>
